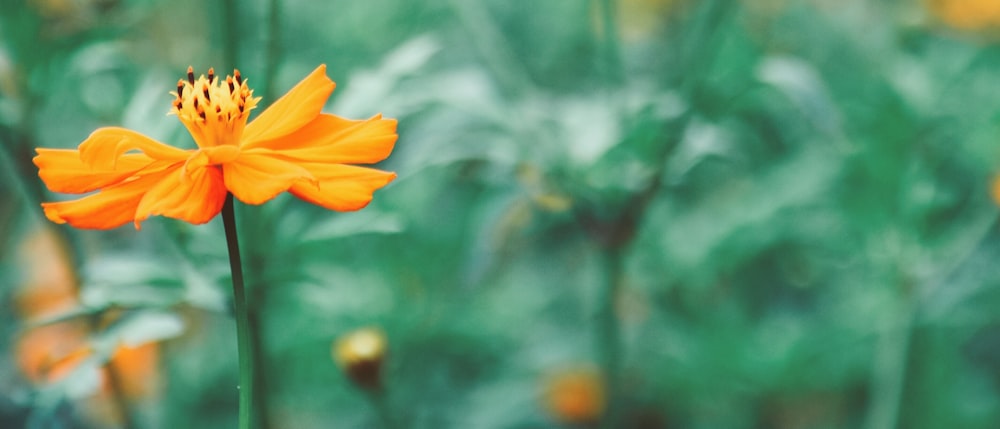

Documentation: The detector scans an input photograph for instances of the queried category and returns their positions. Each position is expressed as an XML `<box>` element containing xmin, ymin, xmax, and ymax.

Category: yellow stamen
<box><xmin>171</xmin><ymin>67</ymin><xmax>260</xmax><ymax>148</ymax></box>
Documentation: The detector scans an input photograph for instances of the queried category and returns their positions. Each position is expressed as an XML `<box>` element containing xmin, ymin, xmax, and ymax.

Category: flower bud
<box><xmin>333</xmin><ymin>327</ymin><xmax>387</xmax><ymax>389</ymax></box>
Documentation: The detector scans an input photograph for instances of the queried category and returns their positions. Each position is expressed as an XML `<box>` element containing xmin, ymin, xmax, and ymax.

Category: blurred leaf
<box><xmin>293</xmin><ymin>209</ymin><xmax>405</xmax><ymax>246</ymax></box>
<box><xmin>96</xmin><ymin>310</ymin><xmax>185</xmax><ymax>349</ymax></box>
<box><xmin>80</xmin><ymin>257</ymin><xmax>186</xmax><ymax>308</ymax></box>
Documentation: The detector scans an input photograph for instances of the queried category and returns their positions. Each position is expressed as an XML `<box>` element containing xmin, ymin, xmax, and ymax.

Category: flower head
<box><xmin>35</xmin><ymin>65</ymin><xmax>397</xmax><ymax>229</ymax></box>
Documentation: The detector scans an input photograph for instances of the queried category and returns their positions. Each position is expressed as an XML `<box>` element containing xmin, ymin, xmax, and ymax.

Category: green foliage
<box><xmin>4</xmin><ymin>0</ymin><xmax>1000</xmax><ymax>428</ymax></box>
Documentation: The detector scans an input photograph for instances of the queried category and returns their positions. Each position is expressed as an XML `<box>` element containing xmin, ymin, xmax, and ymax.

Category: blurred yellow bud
<box><xmin>542</xmin><ymin>366</ymin><xmax>606</xmax><ymax>424</ymax></box>
<box><xmin>333</xmin><ymin>327</ymin><xmax>387</xmax><ymax>389</ymax></box>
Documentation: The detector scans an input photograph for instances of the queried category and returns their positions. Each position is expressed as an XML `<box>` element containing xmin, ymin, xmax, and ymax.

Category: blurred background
<box><xmin>4</xmin><ymin>0</ymin><xmax>1000</xmax><ymax>428</ymax></box>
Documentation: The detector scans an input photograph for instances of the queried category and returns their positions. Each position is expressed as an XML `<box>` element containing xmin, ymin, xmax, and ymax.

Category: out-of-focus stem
<box><xmin>864</xmin><ymin>285</ymin><xmax>915</xmax><ymax>429</ymax></box>
<box><xmin>447</xmin><ymin>0</ymin><xmax>536</xmax><ymax>97</ymax></box>
<box><xmin>595</xmin><ymin>0</ymin><xmax>622</xmax><ymax>86</ymax></box>
<box><xmin>261</xmin><ymin>0</ymin><xmax>282</xmax><ymax>103</ymax></box>
<box><xmin>367</xmin><ymin>388</ymin><xmax>397</xmax><ymax>429</ymax></box>
<box><xmin>597</xmin><ymin>247</ymin><xmax>625</xmax><ymax>429</ymax></box>
<box><xmin>0</xmin><ymin>138</ymin><xmax>38</xmax><ymax>219</ymax></box>
<box><xmin>221</xmin><ymin>0</ymin><xmax>239</xmax><ymax>69</ymax></box>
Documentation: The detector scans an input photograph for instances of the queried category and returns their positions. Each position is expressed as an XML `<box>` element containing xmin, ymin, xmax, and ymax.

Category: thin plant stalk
<box><xmin>595</xmin><ymin>0</ymin><xmax>622</xmax><ymax>86</ymax></box>
<box><xmin>597</xmin><ymin>247</ymin><xmax>625</xmax><ymax>429</ymax></box>
<box><xmin>262</xmin><ymin>0</ymin><xmax>282</xmax><ymax>102</ymax></box>
<box><xmin>221</xmin><ymin>0</ymin><xmax>240</xmax><ymax>69</ymax></box>
<box><xmin>367</xmin><ymin>388</ymin><xmax>397</xmax><ymax>429</ymax></box>
<box><xmin>863</xmin><ymin>279</ymin><xmax>916</xmax><ymax>429</ymax></box>
<box><xmin>447</xmin><ymin>0</ymin><xmax>536</xmax><ymax>97</ymax></box>
<box><xmin>221</xmin><ymin>194</ymin><xmax>255</xmax><ymax>429</ymax></box>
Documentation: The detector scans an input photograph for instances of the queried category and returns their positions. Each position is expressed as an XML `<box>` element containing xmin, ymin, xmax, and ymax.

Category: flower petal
<box><xmin>241</xmin><ymin>65</ymin><xmax>335</xmax><ymax>145</ymax></box>
<box><xmin>134</xmin><ymin>165</ymin><xmax>227</xmax><ymax>228</ymax></box>
<box><xmin>34</xmin><ymin>148</ymin><xmax>157</xmax><ymax>194</ymax></box>
<box><xmin>40</xmin><ymin>169</ymin><xmax>173</xmax><ymax>230</ymax></box>
<box><xmin>223</xmin><ymin>153</ymin><xmax>317</xmax><ymax>205</ymax></box>
<box><xmin>79</xmin><ymin>127</ymin><xmax>189</xmax><ymax>170</ymax></box>
<box><xmin>244</xmin><ymin>114</ymin><xmax>397</xmax><ymax>164</ymax></box>
<box><xmin>290</xmin><ymin>164</ymin><xmax>396</xmax><ymax>211</ymax></box>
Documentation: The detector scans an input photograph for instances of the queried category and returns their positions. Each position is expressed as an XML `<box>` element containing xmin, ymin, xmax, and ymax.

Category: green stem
<box><xmin>221</xmin><ymin>0</ymin><xmax>240</xmax><ymax>69</ymax></box>
<box><xmin>0</xmin><ymin>135</ymin><xmax>40</xmax><ymax>217</ymax></box>
<box><xmin>597</xmin><ymin>247</ymin><xmax>624</xmax><ymax>429</ymax></box>
<box><xmin>261</xmin><ymin>0</ymin><xmax>282</xmax><ymax>103</ymax></box>
<box><xmin>366</xmin><ymin>388</ymin><xmax>396</xmax><ymax>429</ymax></box>
<box><xmin>864</xmin><ymin>280</ymin><xmax>916</xmax><ymax>429</ymax></box>
<box><xmin>221</xmin><ymin>194</ymin><xmax>254</xmax><ymax>429</ymax></box>
<box><xmin>447</xmin><ymin>0</ymin><xmax>536</xmax><ymax>96</ymax></box>
<box><xmin>595</xmin><ymin>0</ymin><xmax>622</xmax><ymax>86</ymax></box>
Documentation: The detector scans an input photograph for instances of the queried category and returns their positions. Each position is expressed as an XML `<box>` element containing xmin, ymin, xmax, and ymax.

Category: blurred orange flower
<box><xmin>16</xmin><ymin>323</ymin><xmax>91</xmax><ymax>384</ymax></box>
<box><xmin>16</xmin><ymin>328</ymin><xmax>159</xmax><ymax>398</ymax></box>
<box><xmin>930</xmin><ymin>0</ymin><xmax>1000</xmax><ymax>30</ymax></box>
<box><xmin>35</xmin><ymin>65</ymin><xmax>397</xmax><ymax>230</ymax></box>
<box><xmin>106</xmin><ymin>343</ymin><xmax>161</xmax><ymax>398</ymax></box>
<box><xmin>991</xmin><ymin>177</ymin><xmax>1000</xmax><ymax>205</ymax></box>
<box><xmin>14</xmin><ymin>224</ymin><xmax>77</xmax><ymax>318</ymax></box>
<box><xmin>15</xmin><ymin>226</ymin><xmax>160</xmax><ymax>401</ymax></box>
<box><xmin>543</xmin><ymin>366</ymin><xmax>606</xmax><ymax>424</ymax></box>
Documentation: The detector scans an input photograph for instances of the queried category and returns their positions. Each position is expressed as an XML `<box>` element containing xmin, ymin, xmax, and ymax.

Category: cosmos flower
<box><xmin>34</xmin><ymin>65</ymin><xmax>397</xmax><ymax>229</ymax></box>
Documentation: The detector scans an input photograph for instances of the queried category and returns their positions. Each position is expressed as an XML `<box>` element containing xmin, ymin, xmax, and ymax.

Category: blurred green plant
<box><xmin>6</xmin><ymin>0</ymin><xmax>1000</xmax><ymax>428</ymax></box>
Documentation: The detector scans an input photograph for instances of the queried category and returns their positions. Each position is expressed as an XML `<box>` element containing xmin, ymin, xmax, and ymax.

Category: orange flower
<box><xmin>542</xmin><ymin>366</ymin><xmax>606</xmax><ymax>424</ymax></box>
<box><xmin>16</xmin><ymin>326</ymin><xmax>160</xmax><ymax>398</ymax></box>
<box><xmin>930</xmin><ymin>0</ymin><xmax>1000</xmax><ymax>30</ymax></box>
<box><xmin>35</xmin><ymin>65</ymin><xmax>397</xmax><ymax>229</ymax></box>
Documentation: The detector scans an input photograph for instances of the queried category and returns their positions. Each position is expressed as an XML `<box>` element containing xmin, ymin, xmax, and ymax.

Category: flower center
<box><xmin>171</xmin><ymin>66</ymin><xmax>260</xmax><ymax>148</ymax></box>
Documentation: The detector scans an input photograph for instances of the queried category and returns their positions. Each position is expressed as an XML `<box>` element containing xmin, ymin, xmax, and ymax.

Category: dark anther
<box><xmin>234</xmin><ymin>70</ymin><xmax>243</xmax><ymax>86</ymax></box>
<box><xmin>174</xmin><ymin>99</ymin><xmax>182</xmax><ymax>110</ymax></box>
<box><xmin>227</xmin><ymin>77</ymin><xmax>235</xmax><ymax>93</ymax></box>
<box><xmin>187</xmin><ymin>66</ymin><xmax>195</xmax><ymax>85</ymax></box>
<box><xmin>216</xmin><ymin>105</ymin><xmax>222</xmax><ymax>113</ymax></box>
<box><xmin>207</xmin><ymin>67</ymin><xmax>215</xmax><ymax>83</ymax></box>
<box><xmin>203</xmin><ymin>86</ymin><xmax>211</xmax><ymax>101</ymax></box>
<box><xmin>177</xmin><ymin>80</ymin><xmax>185</xmax><ymax>98</ymax></box>
<box><xmin>199</xmin><ymin>111</ymin><xmax>206</xmax><ymax>120</ymax></box>
<box><xmin>193</xmin><ymin>97</ymin><xmax>199</xmax><ymax>109</ymax></box>
<box><xmin>238</xmin><ymin>102</ymin><xmax>244</xmax><ymax>113</ymax></box>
